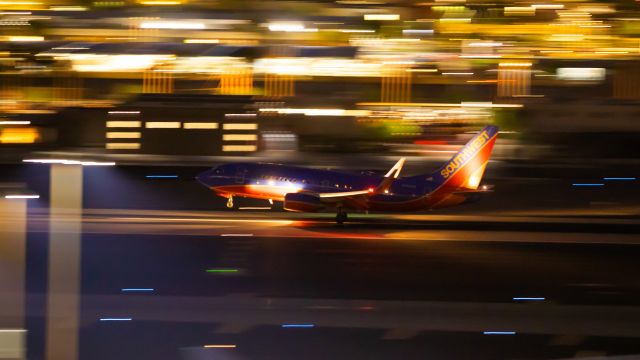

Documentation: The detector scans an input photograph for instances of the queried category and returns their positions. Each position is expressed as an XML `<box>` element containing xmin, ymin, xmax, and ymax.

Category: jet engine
<box><xmin>283</xmin><ymin>192</ymin><xmax>324</xmax><ymax>212</ymax></box>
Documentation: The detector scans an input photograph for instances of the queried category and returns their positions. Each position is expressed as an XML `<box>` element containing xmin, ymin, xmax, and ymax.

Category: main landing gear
<box><xmin>336</xmin><ymin>208</ymin><xmax>347</xmax><ymax>224</ymax></box>
<box><xmin>226</xmin><ymin>195</ymin><xmax>234</xmax><ymax>209</ymax></box>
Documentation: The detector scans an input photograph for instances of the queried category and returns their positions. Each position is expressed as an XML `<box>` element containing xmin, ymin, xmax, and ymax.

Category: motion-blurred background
<box><xmin>0</xmin><ymin>0</ymin><xmax>638</xmax><ymax>168</ymax></box>
<box><xmin>2</xmin><ymin>1</ymin><xmax>640</xmax><ymax>360</ymax></box>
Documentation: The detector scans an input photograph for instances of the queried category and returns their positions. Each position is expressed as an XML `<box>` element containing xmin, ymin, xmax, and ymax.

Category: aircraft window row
<box><xmin>255</xmin><ymin>175</ymin><xmax>352</xmax><ymax>190</ymax></box>
<box><xmin>259</xmin><ymin>175</ymin><xmax>308</xmax><ymax>184</ymax></box>
<box><xmin>334</xmin><ymin>183</ymin><xmax>352</xmax><ymax>189</ymax></box>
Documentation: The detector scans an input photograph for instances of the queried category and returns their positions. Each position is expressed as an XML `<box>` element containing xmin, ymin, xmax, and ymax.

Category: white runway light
<box><xmin>4</xmin><ymin>195</ymin><xmax>39</xmax><ymax>199</ymax></box>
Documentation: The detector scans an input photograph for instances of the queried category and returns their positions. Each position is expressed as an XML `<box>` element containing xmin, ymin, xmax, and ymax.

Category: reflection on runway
<box><xmin>10</xmin><ymin>208</ymin><xmax>640</xmax><ymax>245</ymax></box>
<box><xmin>17</xmin><ymin>294</ymin><xmax>638</xmax><ymax>338</ymax></box>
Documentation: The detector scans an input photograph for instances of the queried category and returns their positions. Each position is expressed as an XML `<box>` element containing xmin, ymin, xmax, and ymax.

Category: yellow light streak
<box><xmin>364</xmin><ymin>14</ymin><xmax>400</xmax><ymax>21</ymax></box>
<box><xmin>138</xmin><ymin>0</ymin><xmax>181</xmax><ymax>4</ymax></box>
<box><xmin>106</xmin><ymin>132</ymin><xmax>141</xmax><ymax>139</ymax></box>
<box><xmin>540</xmin><ymin>50</ymin><xmax>574</xmax><ymax>53</ymax></box>
<box><xmin>438</xmin><ymin>18</ymin><xmax>471</xmax><ymax>23</ymax></box>
<box><xmin>204</xmin><ymin>345</ymin><xmax>237</xmax><ymax>348</ymax></box>
<box><xmin>595</xmin><ymin>51</ymin><xmax>628</xmax><ymax>54</ymax></box>
<box><xmin>0</xmin><ymin>128</ymin><xmax>38</xmax><ymax>143</ymax></box>
<box><xmin>499</xmin><ymin>62</ymin><xmax>532</xmax><ymax>67</ymax></box>
<box><xmin>267</xmin><ymin>22</ymin><xmax>317</xmax><ymax>32</ymax></box>
<box><xmin>0</xmin><ymin>121</ymin><xmax>30</xmax><ymax>125</ymax></box>
<box><xmin>183</xmin><ymin>39</ymin><xmax>219</xmax><ymax>44</ymax></box>
<box><xmin>106</xmin><ymin>143</ymin><xmax>140</xmax><ymax>150</ymax></box>
<box><xmin>336</xmin><ymin>29</ymin><xmax>375</xmax><ymax>33</ymax></box>
<box><xmin>259</xmin><ymin>108</ymin><xmax>370</xmax><ymax>117</ymax></box>
<box><xmin>466</xmin><ymin>80</ymin><xmax>498</xmax><ymax>83</ymax></box>
<box><xmin>49</xmin><ymin>6</ymin><xmax>87</xmax><ymax>10</ymax></box>
<box><xmin>0</xmin><ymin>1</ymin><xmax>41</xmax><ymax>4</ymax></box>
<box><xmin>222</xmin><ymin>145</ymin><xmax>257</xmax><ymax>152</ymax></box>
<box><xmin>106</xmin><ymin>121</ymin><xmax>141</xmax><ymax>128</ymax></box>
<box><xmin>358</xmin><ymin>102</ymin><xmax>523</xmax><ymax>108</ymax></box>
<box><xmin>140</xmin><ymin>21</ymin><xmax>205</xmax><ymax>30</ymax></box>
<box><xmin>504</xmin><ymin>6</ymin><xmax>535</xmax><ymax>16</ymax></box>
<box><xmin>183</xmin><ymin>122</ymin><xmax>218</xmax><ymax>129</ymax></box>
<box><xmin>222</xmin><ymin>123</ymin><xmax>257</xmax><ymax>130</ymax></box>
<box><xmin>223</xmin><ymin>134</ymin><xmax>258</xmax><ymax>141</ymax></box>
<box><xmin>468</xmin><ymin>42</ymin><xmax>502</xmax><ymax>47</ymax></box>
<box><xmin>7</xmin><ymin>36</ymin><xmax>44</xmax><ymax>42</ymax></box>
<box><xmin>145</xmin><ymin>122</ymin><xmax>181</xmax><ymax>129</ymax></box>
<box><xmin>459</xmin><ymin>55</ymin><xmax>502</xmax><ymax>58</ymax></box>
<box><xmin>531</xmin><ymin>4</ymin><xmax>564</xmax><ymax>9</ymax></box>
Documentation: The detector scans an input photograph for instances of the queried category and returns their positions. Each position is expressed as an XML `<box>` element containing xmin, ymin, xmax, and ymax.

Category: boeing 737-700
<box><xmin>197</xmin><ymin>125</ymin><xmax>499</xmax><ymax>223</ymax></box>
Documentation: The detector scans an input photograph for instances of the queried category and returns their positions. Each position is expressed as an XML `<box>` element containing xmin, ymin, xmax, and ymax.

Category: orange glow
<box><xmin>466</xmin><ymin>80</ymin><xmax>498</xmax><ymax>83</ymax></box>
<box><xmin>0</xmin><ymin>127</ymin><xmax>39</xmax><ymax>144</ymax></box>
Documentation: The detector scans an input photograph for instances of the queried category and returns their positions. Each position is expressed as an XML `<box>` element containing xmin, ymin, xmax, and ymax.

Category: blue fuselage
<box><xmin>197</xmin><ymin>162</ymin><xmax>436</xmax><ymax>208</ymax></box>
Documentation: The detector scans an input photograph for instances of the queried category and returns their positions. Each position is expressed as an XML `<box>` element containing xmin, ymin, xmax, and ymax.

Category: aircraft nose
<box><xmin>195</xmin><ymin>169</ymin><xmax>212</xmax><ymax>186</ymax></box>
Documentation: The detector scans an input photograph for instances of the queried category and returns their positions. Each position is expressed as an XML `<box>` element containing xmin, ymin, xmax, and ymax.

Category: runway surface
<box><xmin>6</xmin><ymin>208</ymin><xmax>638</xmax><ymax>359</ymax></box>
<box><xmin>4</xmin><ymin>146</ymin><xmax>640</xmax><ymax>358</ymax></box>
<box><xmin>13</xmin><ymin>207</ymin><xmax>640</xmax><ymax>244</ymax></box>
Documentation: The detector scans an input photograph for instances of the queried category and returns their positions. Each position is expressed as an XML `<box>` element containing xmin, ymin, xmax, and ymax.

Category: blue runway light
<box><xmin>145</xmin><ymin>175</ymin><xmax>178</xmax><ymax>179</ymax></box>
<box><xmin>121</xmin><ymin>288</ymin><xmax>154</xmax><ymax>292</ymax></box>
<box><xmin>603</xmin><ymin>177</ymin><xmax>636</xmax><ymax>181</ymax></box>
<box><xmin>483</xmin><ymin>331</ymin><xmax>516</xmax><ymax>335</ymax></box>
<box><xmin>513</xmin><ymin>297</ymin><xmax>545</xmax><ymax>301</ymax></box>
<box><xmin>282</xmin><ymin>324</ymin><xmax>315</xmax><ymax>328</ymax></box>
<box><xmin>572</xmin><ymin>183</ymin><xmax>604</xmax><ymax>187</ymax></box>
<box><xmin>100</xmin><ymin>318</ymin><xmax>132</xmax><ymax>321</ymax></box>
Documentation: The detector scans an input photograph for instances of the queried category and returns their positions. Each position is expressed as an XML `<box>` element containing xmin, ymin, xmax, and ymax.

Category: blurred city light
<box><xmin>23</xmin><ymin>159</ymin><xmax>116</xmax><ymax>166</ymax></box>
<box><xmin>205</xmin><ymin>269</ymin><xmax>239</xmax><ymax>273</ymax></box>
<box><xmin>203</xmin><ymin>345</ymin><xmax>236</xmax><ymax>348</ymax></box>
<box><xmin>4</xmin><ymin>194</ymin><xmax>39</xmax><ymax>199</ymax></box>
<box><xmin>121</xmin><ymin>288</ymin><xmax>155</xmax><ymax>292</ymax></box>
<box><xmin>282</xmin><ymin>324</ymin><xmax>315</xmax><ymax>328</ymax></box>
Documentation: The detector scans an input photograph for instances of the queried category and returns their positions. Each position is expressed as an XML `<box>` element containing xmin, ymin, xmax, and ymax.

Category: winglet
<box><xmin>377</xmin><ymin>157</ymin><xmax>406</xmax><ymax>193</ymax></box>
<box><xmin>384</xmin><ymin>157</ymin><xmax>406</xmax><ymax>178</ymax></box>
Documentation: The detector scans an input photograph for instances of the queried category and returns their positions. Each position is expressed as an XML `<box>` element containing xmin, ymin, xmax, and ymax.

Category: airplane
<box><xmin>196</xmin><ymin>125</ymin><xmax>499</xmax><ymax>224</ymax></box>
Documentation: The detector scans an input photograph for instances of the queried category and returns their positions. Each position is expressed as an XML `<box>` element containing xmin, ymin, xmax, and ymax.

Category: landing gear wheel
<box><xmin>336</xmin><ymin>210</ymin><xmax>347</xmax><ymax>224</ymax></box>
<box><xmin>226</xmin><ymin>196</ymin><xmax>234</xmax><ymax>209</ymax></box>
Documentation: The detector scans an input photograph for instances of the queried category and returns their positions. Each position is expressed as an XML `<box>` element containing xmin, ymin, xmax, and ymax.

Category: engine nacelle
<box><xmin>283</xmin><ymin>192</ymin><xmax>324</xmax><ymax>212</ymax></box>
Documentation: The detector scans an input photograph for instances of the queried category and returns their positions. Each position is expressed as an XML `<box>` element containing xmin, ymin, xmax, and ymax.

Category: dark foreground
<box><xmin>15</xmin><ymin>214</ymin><xmax>640</xmax><ymax>360</ymax></box>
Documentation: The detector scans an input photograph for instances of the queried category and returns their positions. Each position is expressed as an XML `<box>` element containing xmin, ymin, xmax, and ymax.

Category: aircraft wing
<box><xmin>316</xmin><ymin>157</ymin><xmax>406</xmax><ymax>200</ymax></box>
<box><xmin>318</xmin><ymin>189</ymin><xmax>372</xmax><ymax>200</ymax></box>
<box><xmin>305</xmin><ymin>158</ymin><xmax>406</xmax><ymax>209</ymax></box>
<box><xmin>284</xmin><ymin>158</ymin><xmax>407</xmax><ymax>212</ymax></box>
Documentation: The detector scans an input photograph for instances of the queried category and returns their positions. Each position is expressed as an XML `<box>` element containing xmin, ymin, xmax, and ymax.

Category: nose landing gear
<box><xmin>226</xmin><ymin>195</ymin><xmax>234</xmax><ymax>209</ymax></box>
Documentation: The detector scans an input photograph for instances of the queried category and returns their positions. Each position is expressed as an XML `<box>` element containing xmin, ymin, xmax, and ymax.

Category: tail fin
<box><xmin>432</xmin><ymin>125</ymin><xmax>499</xmax><ymax>191</ymax></box>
